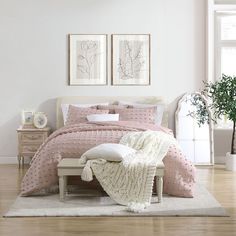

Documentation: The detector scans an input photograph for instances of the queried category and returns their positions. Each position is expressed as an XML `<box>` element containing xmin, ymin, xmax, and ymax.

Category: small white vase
<box><xmin>226</xmin><ymin>152</ymin><xmax>236</xmax><ymax>171</ymax></box>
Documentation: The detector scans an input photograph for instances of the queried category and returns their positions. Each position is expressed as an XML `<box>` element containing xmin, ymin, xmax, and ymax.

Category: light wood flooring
<box><xmin>0</xmin><ymin>164</ymin><xmax>236</xmax><ymax>236</ymax></box>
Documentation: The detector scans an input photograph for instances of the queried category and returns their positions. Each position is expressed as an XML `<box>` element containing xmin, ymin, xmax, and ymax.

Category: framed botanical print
<box><xmin>69</xmin><ymin>34</ymin><xmax>107</xmax><ymax>85</ymax></box>
<box><xmin>112</xmin><ymin>34</ymin><xmax>150</xmax><ymax>86</ymax></box>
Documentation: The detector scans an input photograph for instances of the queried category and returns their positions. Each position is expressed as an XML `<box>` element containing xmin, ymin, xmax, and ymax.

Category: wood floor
<box><xmin>0</xmin><ymin>165</ymin><xmax>236</xmax><ymax>236</ymax></box>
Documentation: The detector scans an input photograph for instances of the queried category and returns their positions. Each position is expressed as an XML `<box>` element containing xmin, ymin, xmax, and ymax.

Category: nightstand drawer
<box><xmin>21</xmin><ymin>132</ymin><xmax>45</xmax><ymax>143</ymax></box>
<box><xmin>21</xmin><ymin>144</ymin><xmax>41</xmax><ymax>154</ymax></box>
<box><xmin>17</xmin><ymin>126</ymin><xmax>51</xmax><ymax>167</ymax></box>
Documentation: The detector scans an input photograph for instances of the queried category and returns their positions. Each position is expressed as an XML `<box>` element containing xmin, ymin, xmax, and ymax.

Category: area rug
<box><xmin>4</xmin><ymin>185</ymin><xmax>227</xmax><ymax>217</ymax></box>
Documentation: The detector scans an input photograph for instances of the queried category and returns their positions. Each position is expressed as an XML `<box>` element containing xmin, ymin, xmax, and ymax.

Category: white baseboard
<box><xmin>215</xmin><ymin>156</ymin><xmax>226</xmax><ymax>164</ymax></box>
<box><xmin>0</xmin><ymin>156</ymin><xmax>17</xmax><ymax>164</ymax></box>
<box><xmin>0</xmin><ymin>156</ymin><xmax>31</xmax><ymax>164</ymax></box>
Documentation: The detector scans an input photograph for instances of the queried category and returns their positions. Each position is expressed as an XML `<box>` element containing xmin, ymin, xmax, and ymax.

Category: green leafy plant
<box><xmin>193</xmin><ymin>74</ymin><xmax>236</xmax><ymax>154</ymax></box>
<box><xmin>188</xmin><ymin>93</ymin><xmax>210</xmax><ymax>127</ymax></box>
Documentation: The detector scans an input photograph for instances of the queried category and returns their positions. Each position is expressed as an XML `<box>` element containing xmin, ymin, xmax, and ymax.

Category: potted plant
<box><xmin>192</xmin><ymin>74</ymin><xmax>236</xmax><ymax>171</ymax></box>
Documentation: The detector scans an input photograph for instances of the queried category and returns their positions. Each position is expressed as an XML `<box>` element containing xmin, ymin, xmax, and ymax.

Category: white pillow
<box><xmin>61</xmin><ymin>103</ymin><xmax>109</xmax><ymax>124</ymax></box>
<box><xmin>81</xmin><ymin>143</ymin><xmax>136</xmax><ymax>162</ymax></box>
<box><xmin>87</xmin><ymin>114</ymin><xmax>119</xmax><ymax>122</ymax></box>
<box><xmin>118</xmin><ymin>101</ymin><xmax>165</xmax><ymax>126</ymax></box>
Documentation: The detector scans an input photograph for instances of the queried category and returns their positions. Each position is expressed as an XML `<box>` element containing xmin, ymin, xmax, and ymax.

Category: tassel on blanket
<box><xmin>78</xmin><ymin>156</ymin><xmax>87</xmax><ymax>165</ymax></box>
<box><xmin>127</xmin><ymin>202</ymin><xmax>150</xmax><ymax>213</ymax></box>
<box><xmin>81</xmin><ymin>160</ymin><xmax>93</xmax><ymax>182</ymax></box>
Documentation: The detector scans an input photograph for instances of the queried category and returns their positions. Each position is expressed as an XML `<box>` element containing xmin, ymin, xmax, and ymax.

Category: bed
<box><xmin>20</xmin><ymin>96</ymin><xmax>196</xmax><ymax>203</ymax></box>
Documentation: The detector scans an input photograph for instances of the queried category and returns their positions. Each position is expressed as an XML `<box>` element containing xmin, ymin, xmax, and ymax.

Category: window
<box><xmin>215</xmin><ymin>13</ymin><xmax>236</xmax><ymax>80</ymax></box>
<box><xmin>214</xmin><ymin>13</ymin><xmax>236</xmax><ymax>128</ymax></box>
<box><xmin>208</xmin><ymin>3</ymin><xmax>236</xmax><ymax>128</ymax></box>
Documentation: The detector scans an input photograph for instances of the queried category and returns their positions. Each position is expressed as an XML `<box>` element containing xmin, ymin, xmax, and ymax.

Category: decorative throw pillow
<box><xmin>118</xmin><ymin>101</ymin><xmax>165</xmax><ymax>125</ymax></box>
<box><xmin>81</xmin><ymin>143</ymin><xmax>136</xmax><ymax>162</ymax></box>
<box><xmin>97</xmin><ymin>104</ymin><xmax>128</xmax><ymax>114</ymax></box>
<box><xmin>61</xmin><ymin>102</ymin><xmax>109</xmax><ymax>124</ymax></box>
<box><xmin>66</xmin><ymin>105</ymin><xmax>109</xmax><ymax>125</ymax></box>
<box><xmin>115</xmin><ymin>107</ymin><xmax>156</xmax><ymax>124</ymax></box>
<box><xmin>87</xmin><ymin>114</ymin><xmax>119</xmax><ymax>122</ymax></box>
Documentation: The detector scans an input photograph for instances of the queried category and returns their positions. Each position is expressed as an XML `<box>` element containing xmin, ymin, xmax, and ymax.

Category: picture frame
<box><xmin>69</xmin><ymin>34</ymin><xmax>108</xmax><ymax>85</ymax></box>
<box><xmin>21</xmin><ymin>111</ymin><xmax>34</xmax><ymax>128</ymax></box>
<box><xmin>112</xmin><ymin>34</ymin><xmax>151</xmax><ymax>86</ymax></box>
<box><xmin>33</xmin><ymin>112</ymin><xmax>48</xmax><ymax>129</ymax></box>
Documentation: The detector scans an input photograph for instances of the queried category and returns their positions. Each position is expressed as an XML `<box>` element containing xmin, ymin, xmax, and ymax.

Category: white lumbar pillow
<box><xmin>80</xmin><ymin>143</ymin><xmax>136</xmax><ymax>162</ymax></box>
<box><xmin>87</xmin><ymin>114</ymin><xmax>119</xmax><ymax>122</ymax></box>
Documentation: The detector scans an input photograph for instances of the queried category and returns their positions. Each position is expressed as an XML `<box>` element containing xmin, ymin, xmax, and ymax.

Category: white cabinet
<box><xmin>175</xmin><ymin>93</ymin><xmax>214</xmax><ymax>165</ymax></box>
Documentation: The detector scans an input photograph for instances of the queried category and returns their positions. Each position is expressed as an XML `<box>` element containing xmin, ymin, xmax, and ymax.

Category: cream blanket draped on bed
<box><xmin>80</xmin><ymin>130</ymin><xmax>177</xmax><ymax>212</ymax></box>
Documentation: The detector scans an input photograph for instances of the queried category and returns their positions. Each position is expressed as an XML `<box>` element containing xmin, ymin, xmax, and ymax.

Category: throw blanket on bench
<box><xmin>79</xmin><ymin>131</ymin><xmax>177</xmax><ymax>212</ymax></box>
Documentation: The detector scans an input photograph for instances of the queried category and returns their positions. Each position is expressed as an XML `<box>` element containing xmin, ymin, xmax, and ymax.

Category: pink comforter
<box><xmin>21</xmin><ymin>121</ymin><xmax>196</xmax><ymax>197</ymax></box>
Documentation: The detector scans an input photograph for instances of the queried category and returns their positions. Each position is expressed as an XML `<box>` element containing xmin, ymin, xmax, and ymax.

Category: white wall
<box><xmin>0</xmin><ymin>0</ymin><xmax>206</xmax><ymax>158</ymax></box>
<box><xmin>214</xmin><ymin>129</ymin><xmax>232</xmax><ymax>163</ymax></box>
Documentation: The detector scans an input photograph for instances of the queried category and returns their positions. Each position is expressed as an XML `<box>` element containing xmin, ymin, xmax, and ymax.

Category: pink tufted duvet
<box><xmin>21</xmin><ymin>121</ymin><xmax>196</xmax><ymax>197</ymax></box>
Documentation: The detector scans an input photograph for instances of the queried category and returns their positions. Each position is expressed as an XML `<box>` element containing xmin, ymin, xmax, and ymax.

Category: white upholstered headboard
<box><xmin>56</xmin><ymin>96</ymin><xmax>168</xmax><ymax>129</ymax></box>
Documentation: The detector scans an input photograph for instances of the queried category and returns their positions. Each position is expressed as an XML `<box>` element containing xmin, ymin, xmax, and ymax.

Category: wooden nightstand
<box><xmin>17</xmin><ymin>126</ymin><xmax>51</xmax><ymax>167</ymax></box>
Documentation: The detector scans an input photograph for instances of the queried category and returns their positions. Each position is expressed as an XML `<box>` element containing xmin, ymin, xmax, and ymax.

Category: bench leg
<box><xmin>156</xmin><ymin>176</ymin><xmax>163</xmax><ymax>203</ymax></box>
<box><xmin>59</xmin><ymin>176</ymin><xmax>66</xmax><ymax>201</ymax></box>
<box><xmin>64</xmin><ymin>176</ymin><xmax>68</xmax><ymax>195</ymax></box>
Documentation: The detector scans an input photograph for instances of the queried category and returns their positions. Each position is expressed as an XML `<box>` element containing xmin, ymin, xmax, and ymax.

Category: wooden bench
<box><xmin>58</xmin><ymin>158</ymin><xmax>164</xmax><ymax>203</ymax></box>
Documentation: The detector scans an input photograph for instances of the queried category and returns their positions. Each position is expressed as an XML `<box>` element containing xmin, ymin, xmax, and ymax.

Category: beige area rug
<box><xmin>4</xmin><ymin>185</ymin><xmax>227</xmax><ymax>217</ymax></box>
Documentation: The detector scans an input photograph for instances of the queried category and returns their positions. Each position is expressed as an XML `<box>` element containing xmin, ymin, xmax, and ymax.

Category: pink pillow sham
<box><xmin>66</xmin><ymin>105</ymin><xmax>109</xmax><ymax>125</ymax></box>
<box><xmin>97</xmin><ymin>104</ymin><xmax>128</xmax><ymax>114</ymax></box>
<box><xmin>115</xmin><ymin>107</ymin><xmax>157</xmax><ymax>124</ymax></box>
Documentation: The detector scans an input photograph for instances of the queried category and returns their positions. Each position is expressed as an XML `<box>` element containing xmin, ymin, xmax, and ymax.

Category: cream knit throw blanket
<box><xmin>80</xmin><ymin>131</ymin><xmax>177</xmax><ymax>212</ymax></box>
